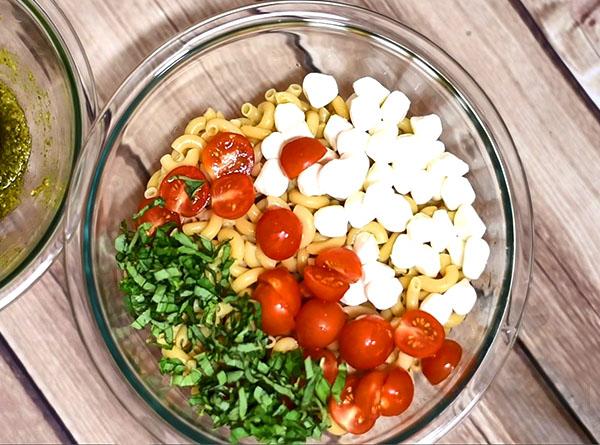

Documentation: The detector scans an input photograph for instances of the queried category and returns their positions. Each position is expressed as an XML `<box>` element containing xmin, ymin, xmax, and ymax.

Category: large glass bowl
<box><xmin>0</xmin><ymin>0</ymin><xmax>96</xmax><ymax>309</ymax></box>
<box><xmin>65</xmin><ymin>1</ymin><xmax>533</xmax><ymax>443</ymax></box>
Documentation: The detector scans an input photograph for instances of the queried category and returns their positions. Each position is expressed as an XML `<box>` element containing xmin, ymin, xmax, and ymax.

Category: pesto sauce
<box><xmin>0</xmin><ymin>81</ymin><xmax>31</xmax><ymax>219</ymax></box>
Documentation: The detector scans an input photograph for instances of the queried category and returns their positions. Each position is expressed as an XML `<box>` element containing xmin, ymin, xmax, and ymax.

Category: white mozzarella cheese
<box><xmin>353</xmin><ymin>76</ymin><xmax>390</xmax><ymax>105</ymax></box>
<box><xmin>381</xmin><ymin>90</ymin><xmax>410</xmax><ymax>125</ymax></box>
<box><xmin>462</xmin><ymin>237</ymin><xmax>490</xmax><ymax>280</ymax></box>
<box><xmin>376</xmin><ymin>193</ymin><xmax>413</xmax><ymax>232</ymax></box>
<box><xmin>390</xmin><ymin>234</ymin><xmax>420</xmax><ymax>269</ymax></box>
<box><xmin>320</xmin><ymin>148</ymin><xmax>338</xmax><ymax>163</ymax></box>
<box><xmin>364</xmin><ymin>182</ymin><xmax>396</xmax><ymax>214</ymax></box>
<box><xmin>282</xmin><ymin>121</ymin><xmax>313</xmax><ymax>141</ymax></box>
<box><xmin>391</xmin><ymin>162</ymin><xmax>419</xmax><ymax>195</ymax></box>
<box><xmin>336</xmin><ymin>128</ymin><xmax>369</xmax><ymax>156</ymax></box>
<box><xmin>253</xmin><ymin>159</ymin><xmax>289</xmax><ymax>197</ymax></box>
<box><xmin>302</xmin><ymin>73</ymin><xmax>339</xmax><ymax>108</ymax></box>
<box><xmin>409</xmin><ymin>169</ymin><xmax>440</xmax><ymax>205</ymax></box>
<box><xmin>364</xmin><ymin>163</ymin><xmax>394</xmax><ymax>189</ymax></box>
<box><xmin>420</xmin><ymin>292</ymin><xmax>452</xmax><ymax>325</ymax></box>
<box><xmin>362</xmin><ymin>261</ymin><xmax>395</xmax><ymax>283</ymax></box>
<box><xmin>353</xmin><ymin>232</ymin><xmax>379</xmax><ymax>265</ymax></box>
<box><xmin>406</xmin><ymin>213</ymin><xmax>435</xmax><ymax>244</ymax></box>
<box><xmin>427</xmin><ymin>152</ymin><xmax>469</xmax><ymax>177</ymax></box>
<box><xmin>349</xmin><ymin>95</ymin><xmax>382</xmax><ymax>132</ymax></box>
<box><xmin>453</xmin><ymin>204</ymin><xmax>486</xmax><ymax>239</ymax></box>
<box><xmin>323</xmin><ymin>115</ymin><xmax>353</xmax><ymax>149</ymax></box>
<box><xmin>444</xmin><ymin>278</ymin><xmax>477</xmax><ymax>315</ymax></box>
<box><xmin>261</xmin><ymin>132</ymin><xmax>285</xmax><ymax>160</ymax></box>
<box><xmin>319</xmin><ymin>151</ymin><xmax>368</xmax><ymax>200</ymax></box>
<box><xmin>447</xmin><ymin>236</ymin><xmax>466</xmax><ymax>267</ymax></box>
<box><xmin>366</xmin><ymin>122</ymin><xmax>399</xmax><ymax>163</ymax></box>
<box><xmin>313</xmin><ymin>205</ymin><xmax>349</xmax><ymax>237</ymax></box>
<box><xmin>297</xmin><ymin>163</ymin><xmax>323</xmax><ymax>196</ymax></box>
<box><xmin>410</xmin><ymin>114</ymin><xmax>442</xmax><ymax>141</ymax></box>
<box><xmin>441</xmin><ymin>176</ymin><xmax>475</xmax><ymax>211</ymax></box>
<box><xmin>414</xmin><ymin>243</ymin><xmax>441</xmax><ymax>277</ymax></box>
<box><xmin>366</xmin><ymin>277</ymin><xmax>403</xmax><ymax>310</ymax></box>
<box><xmin>341</xmin><ymin>280</ymin><xmax>368</xmax><ymax>306</ymax></box>
<box><xmin>430</xmin><ymin>209</ymin><xmax>456</xmax><ymax>252</ymax></box>
<box><xmin>344</xmin><ymin>191</ymin><xmax>376</xmax><ymax>229</ymax></box>
<box><xmin>274</xmin><ymin>103</ymin><xmax>305</xmax><ymax>133</ymax></box>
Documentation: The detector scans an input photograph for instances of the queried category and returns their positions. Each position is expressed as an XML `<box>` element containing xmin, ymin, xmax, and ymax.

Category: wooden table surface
<box><xmin>2</xmin><ymin>0</ymin><xmax>599</xmax><ymax>443</ymax></box>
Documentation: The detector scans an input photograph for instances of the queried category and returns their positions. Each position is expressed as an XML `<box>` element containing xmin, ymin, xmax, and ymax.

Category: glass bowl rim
<box><xmin>0</xmin><ymin>0</ymin><xmax>98</xmax><ymax>308</ymax></box>
<box><xmin>67</xmin><ymin>1</ymin><xmax>533</xmax><ymax>442</ymax></box>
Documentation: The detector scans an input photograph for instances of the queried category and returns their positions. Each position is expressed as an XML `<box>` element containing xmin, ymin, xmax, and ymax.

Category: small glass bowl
<box><xmin>0</xmin><ymin>0</ymin><xmax>97</xmax><ymax>308</ymax></box>
<box><xmin>65</xmin><ymin>1</ymin><xmax>533</xmax><ymax>443</ymax></box>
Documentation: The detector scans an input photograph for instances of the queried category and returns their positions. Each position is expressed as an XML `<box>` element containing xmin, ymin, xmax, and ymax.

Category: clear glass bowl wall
<box><xmin>66</xmin><ymin>2</ymin><xmax>532</xmax><ymax>443</ymax></box>
<box><xmin>0</xmin><ymin>0</ymin><xmax>96</xmax><ymax>308</ymax></box>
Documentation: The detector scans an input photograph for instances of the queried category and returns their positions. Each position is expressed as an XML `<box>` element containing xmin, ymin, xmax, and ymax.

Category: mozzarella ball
<box><xmin>430</xmin><ymin>209</ymin><xmax>456</xmax><ymax>252</ymax></box>
<box><xmin>341</xmin><ymin>280</ymin><xmax>368</xmax><ymax>306</ymax></box>
<box><xmin>323</xmin><ymin>114</ymin><xmax>353</xmax><ymax>149</ymax></box>
<box><xmin>353</xmin><ymin>76</ymin><xmax>390</xmax><ymax>105</ymax></box>
<box><xmin>453</xmin><ymin>204</ymin><xmax>486</xmax><ymax>240</ymax></box>
<box><xmin>302</xmin><ymin>73</ymin><xmax>339</xmax><ymax>108</ymax></box>
<box><xmin>349</xmin><ymin>94</ymin><xmax>382</xmax><ymax>132</ymax></box>
<box><xmin>376</xmin><ymin>193</ymin><xmax>413</xmax><ymax>232</ymax></box>
<box><xmin>274</xmin><ymin>103</ymin><xmax>305</xmax><ymax>133</ymax></box>
<box><xmin>420</xmin><ymin>292</ymin><xmax>452</xmax><ymax>325</ymax></box>
<box><xmin>319</xmin><ymin>153</ymin><xmax>368</xmax><ymax>200</ymax></box>
<box><xmin>462</xmin><ymin>237</ymin><xmax>490</xmax><ymax>280</ymax></box>
<box><xmin>406</xmin><ymin>213</ymin><xmax>435</xmax><ymax>244</ymax></box>
<box><xmin>366</xmin><ymin>123</ymin><xmax>399</xmax><ymax>163</ymax></box>
<box><xmin>381</xmin><ymin>90</ymin><xmax>411</xmax><ymax>125</ymax></box>
<box><xmin>282</xmin><ymin>121</ymin><xmax>313</xmax><ymax>141</ymax></box>
<box><xmin>320</xmin><ymin>148</ymin><xmax>338</xmax><ymax>163</ymax></box>
<box><xmin>297</xmin><ymin>163</ymin><xmax>323</xmax><ymax>196</ymax></box>
<box><xmin>314</xmin><ymin>205</ymin><xmax>349</xmax><ymax>237</ymax></box>
<box><xmin>353</xmin><ymin>232</ymin><xmax>379</xmax><ymax>265</ymax></box>
<box><xmin>390</xmin><ymin>234</ymin><xmax>420</xmax><ymax>269</ymax></box>
<box><xmin>391</xmin><ymin>162</ymin><xmax>419</xmax><ymax>195</ymax></box>
<box><xmin>409</xmin><ymin>169</ymin><xmax>440</xmax><ymax>205</ymax></box>
<box><xmin>337</xmin><ymin>128</ymin><xmax>369</xmax><ymax>156</ymax></box>
<box><xmin>410</xmin><ymin>114</ymin><xmax>442</xmax><ymax>141</ymax></box>
<box><xmin>427</xmin><ymin>152</ymin><xmax>469</xmax><ymax>177</ymax></box>
<box><xmin>445</xmin><ymin>279</ymin><xmax>477</xmax><ymax>315</ymax></box>
<box><xmin>441</xmin><ymin>176</ymin><xmax>475</xmax><ymax>211</ymax></box>
<box><xmin>364</xmin><ymin>182</ymin><xmax>396</xmax><ymax>213</ymax></box>
<box><xmin>366</xmin><ymin>277</ymin><xmax>403</xmax><ymax>310</ymax></box>
<box><xmin>414</xmin><ymin>243</ymin><xmax>441</xmax><ymax>277</ymax></box>
<box><xmin>362</xmin><ymin>261</ymin><xmax>395</xmax><ymax>283</ymax></box>
<box><xmin>261</xmin><ymin>131</ymin><xmax>285</xmax><ymax>160</ymax></box>
<box><xmin>364</xmin><ymin>163</ymin><xmax>394</xmax><ymax>189</ymax></box>
<box><xmin>345</xmin><ymin>191</ymin><xmax>376</xmax><ymax>229</ymax></box>
<box><xmin>253</xmin><ymin>159</ymin><xmax>289</xmax><ymax>197</ymax></box>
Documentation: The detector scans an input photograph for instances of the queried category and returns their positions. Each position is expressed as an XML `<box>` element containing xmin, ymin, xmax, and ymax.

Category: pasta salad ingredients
<box><xmin>394</xmin><ymin>310</ymin><xmax>445</xmax><ymax>358</ymax></box>
<box><xmin>158</xmin><ymin>165</ymin><xmax>210</xmax><ymax>217</ymax></box>
<box><xmin>279</xmin><ymin>137</ymin><xmax>326</xmax><ymax>178</ymax></box>
<box><xmin>303</xmin><ymin>265</ymin><xmax>350</xmax><ymax>302</ymax></box>
<box><xmin>202</xmin><ymin>131</ymin><xmax>254</xmax><ymax>179</ymax></box>
<box><xmin>133</xmin><ymin>197</ymin><xmax>180</xmax><ymax>235</ymax></box>
<box><xmin>255</xmin><ymin>207</ymin><xmax>302</xmax><ymax>261</ymax></box>
<box><xmin>338</xmin><ymin>315</ymin><xmax>394</xmax><ymax>370</ymax></box>
<box><xmin>210</xmin><ymin>172</ymin><xmax>254</xmax><ymax>219</ymax></box>
<box><xmin>421</xmin><ymin>339</ymin><xmax>463</xmax><ymax>385</ymax></box>
<box><xmin>295</xmin><ymin>298</ymin><xmax>346</xmax><ymax>349</ymax></box>
<box><xmin>328</xmin><ymin>374</ymin><xmax>377</xmax><ymax>435</ymax></box>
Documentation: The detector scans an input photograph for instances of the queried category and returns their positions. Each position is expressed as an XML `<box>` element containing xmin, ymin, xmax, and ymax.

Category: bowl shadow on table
<box><xmin>76</xmin><ymin>12</ymin><xmax>514</xmax><ymax>444</ymax></box>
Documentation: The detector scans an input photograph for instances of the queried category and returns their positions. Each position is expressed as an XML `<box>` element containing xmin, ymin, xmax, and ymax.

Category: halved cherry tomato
<box><xmin>303</xmin><ymin>265</ymin><xmax>349</xmax><ymax>302</ymax></box>
<box><xmin>316</xmin><ymin>247</ymin><xmax>362</xmax><ymax>283</ymax></box>
<box><xmin>210</xmin><ymin>173</ymin><xmax>255</xmax><ymax>219</ymax></box>
<box><xmin>394</xmin><ymin>310</ymin><xmax>445</xmax><ymax>359</ymax></box>
<box><xmin>202</xmin><ymin>132</ymin><xmax>254</xmax><ymax>179</ymax></box>
<box><xmin>134</xmin><ymin>198</ymin><xmax>180</xmax><ymax>235</ymax></box>
<box><xmin>355</xmin><ymin>367</ymin><xmax>414</xmax><ymax>418</ymax></box>
<box><xmin>339</xmin><ymin>315</ymin><xmax>394</xmax><ymax>370</ymax></box>
<box><xmin>158</xmin><ymin>166</ymin><xmax>209</xmax><ymax>217</ymax></box>
<box><xmin>295</xmin><ymin>299</ymin><xmax>346</xmax><ymax>349</ymax></box>
<box><xmin>328</xmin><ymin>374</ymin><xmax>377</xmax><ymax>435</ymax></box>
<box><xmin>307</xmin><ymin>349</ymin><xmax>339</xmax><ymax>385</ymax></box>
<box><xmin>255</xmin><ymin>207</ymin><xmax>302</xmax><ymax>261</ymax></box>
<box><xmin>253</xmin><ymin>283</ymin><xmax>295</xmax><ymax>336</ymax></box>
<box><xmin>257</xmin><ymin>267</ymin><xmax>301</xmax><ymax>315</ymax></box>
<box><xmin>379</xmin><ymin>368</ymin><xmax>414</xmax><ymax>416</ymax></box>
<box><xmin>421</xmin><ymin>339</ymin><xmax>463</xmax><ymax>385</ymax></box>
<box><xmin>279</xmin><ymin>137</ymin><xmax>326</xmax><ymax>179</ymax></box>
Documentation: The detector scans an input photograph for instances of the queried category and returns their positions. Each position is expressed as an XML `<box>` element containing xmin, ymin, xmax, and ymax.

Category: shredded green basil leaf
<box><xmin>168</xmin><ymin>174</ymin><xmax>205</xmax><ymax>199</ymax></box>
<box><xmin>131</xmin><ymin>197</ymin><xmax>165</xmax><ymax>220</ymax></box>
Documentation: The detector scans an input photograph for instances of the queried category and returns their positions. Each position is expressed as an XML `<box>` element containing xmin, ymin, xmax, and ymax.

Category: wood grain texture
<box><xmin>0</xmin><ymin>0</ymin><xmax>598</xmax><ymax>443</ymax></box>
<box><xmin>521</xmin><ymin>0</ymin><xmax>600</xmax><ymax>107</ymax></box>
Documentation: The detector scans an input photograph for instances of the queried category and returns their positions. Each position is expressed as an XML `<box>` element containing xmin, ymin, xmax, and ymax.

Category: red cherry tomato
<box><xmin>134</xmin><ymin>198</ymin><xmax>180</xmax><ymax>235</ymax></box>
<box><xmin>394</xmin><ymin>310</ymin><xmax>445</xmax><ymax>359</ymax></box>
<box><xmin>339</xmin><ymin>315</ymin><xmax>394</xmax><ymax>370</ymax></box>
<box><xmin>299</xmin><ymin>282</ymin><xmax>313</xmax><ymax>299</ymax></box>
<box><xmin>379</xmin><ymin>368</ymin><xmax>414</xmax><ymax>416</ymax></box>
<box><xmin>257</xmin><ymin>267</ymin><xmax>301</xmax><ymax>315</ymax></box>
<box><xmin>303</xmin><ymin>265</ymin><xmax>349</xmax><ymax>302</ymax></box>
<box><xmin>210</xmin><ymin>173</ymin><xmax>255</xmax><ymax>219</ymax></box>
<box><xmin>158</xmin><ymin>166</ymin><xmax>209</xmax><ymax>217</ymax></box>
<box><xmin>307</xmin><ymin>349</ymin><xmax>339</xmax><ymax>385</ymax></box>
<box><xmin>328</xmin><ymin>374</ymin><xmax>377</xmax><ymax>435</ymax></box>
<box><xmin>355</xmin><ymin>370</ymin><xmax>386</xmax><ymax>418</ymax></box>
<box><xmin>255</xmin><ymin>207</ymin><xmax>302</xmax><ymax>261</ymax></box>
<box><xmin>295</xmin><ymin>299</ymin><xmax>346</xmax><ymax>349</ymax></box>
<box><xmin>421</xmin><ymin>339</ymin><xmax>463</xmax><ymax>385</ymax></box>
<box><xmin>316</xmin><ymin>247</ymin><xmax>362</xmax><ymax>283</ymax></box>
<box><xmin>202</xmin><ymin>132</ymin><xmax>254</xmax><ymax>179</ymax></box>
<box><xmin>279</xmin><ymin>137</ymin><xmax>326</xmax><ymax>179</ymax></box>
<box><xmin>253</xmin><ymin>283</ymin><xmax>295</xmax><ymax>336</ymax></box>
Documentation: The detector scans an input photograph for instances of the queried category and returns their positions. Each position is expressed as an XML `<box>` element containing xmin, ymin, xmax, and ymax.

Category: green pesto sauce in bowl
<box><xmin>0</xmin><ymin>81</ymin><xmax>31</xmax><ymax>219</ymax></box>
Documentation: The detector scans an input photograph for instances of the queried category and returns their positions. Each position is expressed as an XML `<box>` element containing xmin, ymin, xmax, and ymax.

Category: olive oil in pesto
<box><xmin>0</xmin><ymin>81</ymin><xmax>31</xmax><ymax>219</ymax></box>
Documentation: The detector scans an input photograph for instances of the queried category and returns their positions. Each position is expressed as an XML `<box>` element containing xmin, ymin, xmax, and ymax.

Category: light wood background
<box><xmin>1</xmin><ymin>0</ymin><xmax>599</xmax><ymax>443</ymax></box>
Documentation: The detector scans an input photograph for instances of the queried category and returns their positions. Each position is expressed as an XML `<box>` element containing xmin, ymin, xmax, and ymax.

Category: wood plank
<box><xmin>1</xmin><ymin>0</ymin><xmax>596</xmax><ymax>443</ymax></box>
<box><xmin>0</xmin><ymin>337</ymin><xmax>65</xmax><ymax>444</ymax></box>
<box><xmin>520</xmin><ymin>0</ymin><xmax>600</xmax><ymax>107</ymax></box>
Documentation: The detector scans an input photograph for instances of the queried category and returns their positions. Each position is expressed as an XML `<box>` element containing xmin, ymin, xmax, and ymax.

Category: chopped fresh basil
<box><xmin>131</xmin><ymin>197</ymin><xmax>164</xmax><ymax>220</ymax></box>
<box><xmin>168</xmin><ymin>174</ymin><xmax>205</xmax><ymax>199</ymax></box>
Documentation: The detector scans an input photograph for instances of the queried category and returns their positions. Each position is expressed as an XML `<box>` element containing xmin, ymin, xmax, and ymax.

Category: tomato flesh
<box><xmin>394</xmin><ymin>310</ymin><xmax>445</xmax><ymax>359</ymax></box>
<box><xmin>295</xmin><ymin>299</ymin><xmax>346</xmax><ymax>349</ymax></box>
<box><xmin>255</xmin><ymin>207</ymin><xmax>302</xmax><ymax>261</ymax></box>
<box><xmin>279</xmin><ymin>137</ymin><xmax>326</xmax><ymax>179</ymax></box>
<box><xmin>355</xmin><ymin>370</ymin><xmax>386</xmax><ymax>419</ymax></box>
<box><xmin>328</xmin><ymin>375</ymin><xmax>377</xmax><ymax>435</ymax></box>
<box><xmin>253</xmin><ymin>283</ymin><xmax>296</xmax><ymax>336</ymax></box>
<box><xmin>202</xmin><ymin>132</ymin><xmax>254</xmax><ymax>179</ymax></box>
<box><xmin>134</xmin><ymin>198</ymin><xmax>180</xmax><ymax>235</ymax></box>
<box><xmin>339</xmin><ymin>315</ymin><xmax>394</xmax><ymax>370</ymax></box>
<box><xmin>303</xmin><ymin>265</ymin><xmax>349</xmax><ymax>302</ymax></box>
<box><xmin>316</xmin><ymin>247</ymin><xmax>362</xmax><ymax>283</ymax></box>
<box><xmin>257</xmin><ymin>267</ymin><xmax>301</xmax><ymax>315</ymax></box>
<box><xmin>158</xmin><ymin>166</ymin><xmax>209</xmax><ymax>217</ymax></box>
<box><xmin>307</xmin><ymin>349</ymin><xmax>339</xmax><ymax>385</ymax></box>
<box><xmin>421</xmin><ymin>339</ymin><xmax>463</xmax><ymax>385</ymax></box>
<box><xmin>379</xmin><ymin>368</ymin><xmax>414</xmax><ymax>416</ymax></box>
<box><xmin>210</xmin><ymin>173</ymin><xmax>255</xmax><ymax>219</ymax></box>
